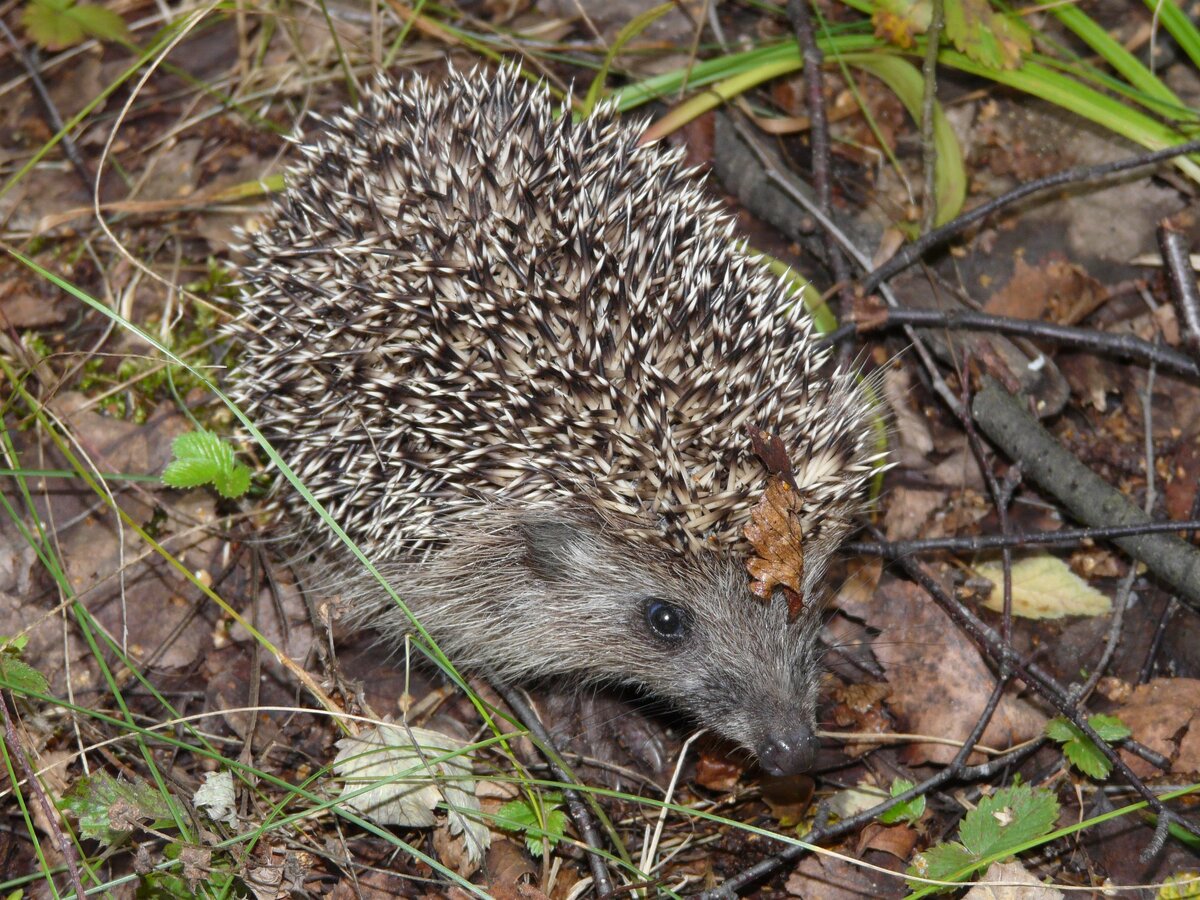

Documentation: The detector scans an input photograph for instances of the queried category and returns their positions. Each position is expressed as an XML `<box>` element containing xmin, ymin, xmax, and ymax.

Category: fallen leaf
<box><xmin>1116</xmin><ymin>678</ymin><xmax>1200</xmax><ymax>778</ymax></box>
<box><xmin>975</xmin><ymin>555</ymin><xmax>1111</xmax><ymax>619</ymax></box>
<box><xmin>743</xmin><ymin>477</ymin><xmax>805</xmax><ymax>617</ymax></box>
<box><xmin>333</xmin><ymin>723</ymin><xmax>489</xmax><ymax>867</ymax></box>
<box><xmin>962</xmin><ymin>860</ymin><xmax>1064</xmax><ymax>898</ymax></box>
<box><xmin>839</xmin><ymin>576</ymin><xmax>1046</xmax><ymax>765</ymax></box>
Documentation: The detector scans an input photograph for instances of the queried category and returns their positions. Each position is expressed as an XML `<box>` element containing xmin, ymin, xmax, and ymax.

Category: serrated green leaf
<box><xmin>910</xmin><ymin>841</ymin><xmax>976</xmax><ymax>885</ymax></box>
<box><xmin>66</xmin><ymin>3</ymin><xmax>127</xmax><ymax>40</ymax></box>
<box><xmin>1088</xmin><ymin>714</ymin><xmax>1131</xmax><ymax>742</ymax></box>
<box><xmin>879</xmin><ymin>777</ymin><xmax>925</xmax><ymax>825</ymax></box>
<box><xmin>1045</xmin><ymin>715</ymin><xmax>1129</xmax><ymax>779</ymax></box>
<box><xmin>496</xmin><ymin>792</ymin><xmax>568</xmax><ymax>857</ymax></box>
<box><xmin>0</xmin><ymin>653</ymin><xmax>48</xmax><ymax>696</ymax></box>
<box><xmin>162</xmin><ymin>458</ymin><xmax>222</xmax><ymax>489</ymax></box>
<box><xmin>213</xmin><ymin>464</ymin><xmax>251</xmax><ymax>499</ymax></box>
<box><xmin>60</xmin><ymin>772</ymin><xmax>176</xmax><ymax>847</ymax></box>
<box><xmin>21</xmin><ymin>0</ymin><xmax>128</xmax><ymax>50</ymax></box>
<box><xmin>960</xmin><ymin>783</ymin><xmax>1059</xmax><ymax>857</ymax></box>
<box><xmin>163</xmin><ymin>431</ymin><xmax>252</xmax><ymax>498</ymax></box>
<box><xmin>171</xmin><ymin>430</ymin><xmax>233</xmax><ymax>467</ymax></box>
<box><xmin>1044</xmin><ymin>717</ymin><xmax>1076</xmax><ymax>742</ymax></box>
<box><xmin>908</xmin><ymin>783</ymin><xmax>1058</xmax><ymax>890</ymax></box>
<box><xmin>1063</xmin><ymin>737</ymin><xmax>1111</xmax><ymax>779</ymax></box>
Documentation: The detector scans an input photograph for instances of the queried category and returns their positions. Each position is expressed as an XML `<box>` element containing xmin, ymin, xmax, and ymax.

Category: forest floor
<box><xmin>1</xmin><ymin>0</ymin><xmax>1199</xmax><ymax>896</ymax></box>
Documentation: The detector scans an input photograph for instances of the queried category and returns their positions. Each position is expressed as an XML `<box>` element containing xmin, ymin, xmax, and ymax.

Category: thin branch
<box><xmin>0</xmin><ymin>17</ymin><xmax>91</xmax><ymax>189</ymax></box>
<box><xmin>845</xmin><ymin>519</ymin><xmax>1200</xmax><ymax>557</ymax></box>
<box><xmin>862</xmin><ymin>137</ymin><xmax>1200</xmax><ymax>295</ymax></box>
<box><xmin>492</xmin><ymin>684</ymin><xmax>615</xmax><ymax>897</ymax></box>
<box><xmin>851</xmin><ymin>307</ymin><xmax>1200</xmax><ymax>381</ymax></box>
<box><xmin>1158</xmin><ymin>222</ymin><xmax>1200</xmax><ymax>359</ymax></box>
<box><xmin>0</xmin><ymin>689</ymin><xmax>89</xmax><ymax>900</ymax></box>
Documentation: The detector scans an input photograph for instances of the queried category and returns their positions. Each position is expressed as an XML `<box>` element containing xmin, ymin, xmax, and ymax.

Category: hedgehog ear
<box><xmin>518</xmin><ymin>519</ymin><xmax>594</xmax><ymax>582</ymax></box>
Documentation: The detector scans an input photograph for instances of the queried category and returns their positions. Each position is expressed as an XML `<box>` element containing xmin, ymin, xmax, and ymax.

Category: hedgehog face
<box><xmin>357</xmin><ymin>503</ymin><xmax>831</xmax><ymax>775</ymax></box>
<box><xmin>632</xmin><ymin>551</ymin><xmax>827</xmax><ymax>776</ymax></box>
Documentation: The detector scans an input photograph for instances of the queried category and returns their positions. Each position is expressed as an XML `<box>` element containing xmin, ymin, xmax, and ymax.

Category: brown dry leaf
<box><xmin>1116</xmin><ymin>678</ymin><xmax>1200</xmax><ymax>778</ymax></box>
<box><xmin>761</xmin><ymin>774</ymin><xmax>815</xmax><ymax>826</ymax></box>
<box><xmin>746</xmin><ymin>424</ymin><xmax>796</xmax><ymax>483</ymax></box>
<box><xmin>829</xmin><ymin>681</ymin><xmax>893</xmax><ymax>758</ymax></box>
<box><xmin>857</xmin><ymin>822</ymin><xmax>918</xmax><ymax>861</ymax></box>
<box><xmin>983</xmin><ymin>255</ymin><xmax>1106</xmax><ymax>325</ymax></box>
<box><xmin>694</xmin><ymin>749</ymin><xmax>743</xmax><ymax>791</ymax></box>
<box><xmin>786</xmin><ymin>852</ymin><xmax>901</xmax><ymax>898</ymax></box>
<box><xmin>963</xmin><ymin>861</ymin><xmax>1064</xmax><ymax>899</ymax></box>
<box><xmin>883</xmin><ymin>487</ymin><xmax>946</xmax><ymax>542</ymax></box>
<box><xmin>743</xmin><ymin>477</ymin><xmax>805</xmax><ymax>616</ymax></box>
<box><xmin>477</xmin><ymin>839</ymin><xmax>538</xmax><ymax>895</ymax></box>
<box><xmin>839</xmin><ymin>576</ymin><xmax>1045</xmax><ymax>765</ymax></box>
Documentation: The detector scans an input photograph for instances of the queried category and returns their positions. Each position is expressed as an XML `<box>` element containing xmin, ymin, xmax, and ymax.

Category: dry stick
<box><xmin>842</xmin><ymin>307</ymin><xmax>1200</xmax><ymax>380</ymax></box>
<box><xmin>786</xmin><ymin>0</ymin><xmax>852</xmax><ymax>299</ymax></box>
<box><xmin>972</xmin><ymin>377</ymin><xmax>1200</xmax><ymax>608</ymax></box>
<box><xmin>862</xmin><ymin>137</ymin><xmax>1200</xmax><ymax>295</ymax></box>
<box><xmin>0</xmin><ymin>689</ymin><xmax>89</xmax><ymax>899</ymax></box>
<box><xmin>1158</xmin><ymin>223</ymin><xmax>1200</xmax><ymax>359</ymax></box>
<box><xmin>918</xmin><ymin>0</ymin><xmax>944</xmax><ymax>235</ymax></box>
<box><xmin>0</xmin><ymin>17</ymin><xmax>91</xmax><ymax>189</ymax></box>
<box><xmin>846</xmin><ymin>519</ymin><xmax>1200</xmax><ymax>557</ymax></box>
<box><xmin>491</xmin><ymin>684</ymin><xmax>615</xmax><ymax>898</ymax></box>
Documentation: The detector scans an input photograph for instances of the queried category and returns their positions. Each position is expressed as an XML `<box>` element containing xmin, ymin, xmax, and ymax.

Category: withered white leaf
<box><xmin>194</xmin><ymin>770</ymin><xmax>237</xmax><ymax>828</ymax></box>
<box><xmin>333</xmin><ymin>724</ymin><xmax>489</xmax><ymax>865</ymax></box>
<box><xmin>975</xmin><ymin>556</ymin><xmax>1111</xmax><ymax>620</ymax></box>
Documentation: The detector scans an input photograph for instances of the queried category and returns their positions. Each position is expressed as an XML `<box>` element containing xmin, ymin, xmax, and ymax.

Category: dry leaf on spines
<box><xmin>743</xmin><ymin>425</ymin><xmax>805</xmax><ymax>620</ymax></box>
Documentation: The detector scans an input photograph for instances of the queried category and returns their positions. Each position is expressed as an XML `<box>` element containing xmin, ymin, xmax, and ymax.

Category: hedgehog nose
<box><xmin>757</xmin><ymin>727</ymin><xmax>819</xmax><ymax>775</ymax></box>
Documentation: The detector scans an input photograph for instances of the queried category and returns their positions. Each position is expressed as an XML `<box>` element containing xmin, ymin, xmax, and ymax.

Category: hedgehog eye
<box><xmin>643</xmin><ymin>598</ymin><xmax>689</xmax><ymax>642</ymax></box>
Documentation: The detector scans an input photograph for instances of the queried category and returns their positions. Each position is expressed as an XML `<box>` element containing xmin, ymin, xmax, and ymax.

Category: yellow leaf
<box><xmin>975</xmin><ymin>556</ymin><xmax>1111</xmax><ymax>619</ymax></box>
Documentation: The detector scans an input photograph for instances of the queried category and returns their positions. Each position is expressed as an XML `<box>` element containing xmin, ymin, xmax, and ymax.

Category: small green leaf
<box><xmin>60</xmin><ymin>772</ymin><xmax>177</xmax><ymax>847</ymax></box>
<box><xmin>162</xmin><ymin>431</ymin><xmax>252</xmax><ymax>499</ymax></box>
<box><xmin>1045</xmin><ymin>715</ymin><xmax>1130</xmax><ymax>779</ymax></box>
<box><xmin>879</xmin><ymin>777</ymin><xmax>925</xmax><ymax>825</ymax></box>
<box><xmin>21</xmin><ymin>0</ymin><xmax>128</xmax><ymax>50</ymax></box>
<box><xmin>0</xmin><ymin>636</ymin><xmax>48</xmax><ymax>696</ymax></box>
<box><xmin>496</xmin><ymin>792</ymin><xmax>568</xmax><ymax>857</ymax></box>
<box><xmin>907</xmin><ymin>782</ymin><xmax>1059</xmax><ymax>890</ymax></box>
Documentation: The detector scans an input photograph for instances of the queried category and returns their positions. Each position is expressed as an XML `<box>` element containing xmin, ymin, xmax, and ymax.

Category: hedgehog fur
<box><xmin>228</xmin><ymin>64</ymin><xmax>883</xmax><ymax>775</ymax></box>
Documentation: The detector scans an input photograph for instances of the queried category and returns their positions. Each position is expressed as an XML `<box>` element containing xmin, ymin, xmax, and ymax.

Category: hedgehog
<box><xmin>227</xmin><ymin>63</ymin><xmax>882</xmax><ymax>776</ymax></box>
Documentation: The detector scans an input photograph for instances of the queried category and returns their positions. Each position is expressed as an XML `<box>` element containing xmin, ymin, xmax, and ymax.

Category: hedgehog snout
<box><xmin>756</xmin><ymin>726</ymin><xmax>820</xmax><ymax>776</ymax></box>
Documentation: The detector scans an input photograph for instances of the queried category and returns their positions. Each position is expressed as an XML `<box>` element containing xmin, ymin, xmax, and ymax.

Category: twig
<box><xmin>919</xmin><ymin>0</ymin><xmax>944</xmax><ymax>235</ymax></box>
<box><xmin>845</xmin><ymin>519</ymin><xmax>1200</xmax><ymax>557</ymax></box>
<box><xmin>786</xmin><ymin>0</ymin><xmax>851</xmax><ymax>299</ymax></box>
<box><xmin>0</xmin><ymin>688</ymin><xmax>89</xmax><ymax>899</ymax></box>
<box><xmin>0</xmin><ymin>17</ymin><xmax>91</xmax><ymax>189</ymax></box>
<box><xmin>725</xmin><ymin>115</ymin><xmax>966</xmax><ymax>418</ymax></box>
<box><xmin>848</xmin><ymin>307</ymin><xmax>1200</xmax><ymax>381</ymax></box>
<box><xmin>1158</xmin><ymin>222</ymin><xmax>1200</xmax><ymax>359</ymax></box>
<box><xmin>972</xmin><ymin>377</ymin><xmax>1200</xmax><ymax>607</ymax></box>
<box><xmin>862</xmin><ymin>137</ymin><xmax>1200</xmax><ymax>295</ymax></box>
<box><xmin>492</xmin><ymin>684</ymin><xmax>615</xmax><ymax>897</ymax></box>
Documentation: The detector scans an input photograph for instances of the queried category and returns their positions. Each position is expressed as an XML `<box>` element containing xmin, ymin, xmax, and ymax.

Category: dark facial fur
<box><xmin>228</xmin><ymin>65</ymin><xmax>883</xmax><ymax>775</ymax></box>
